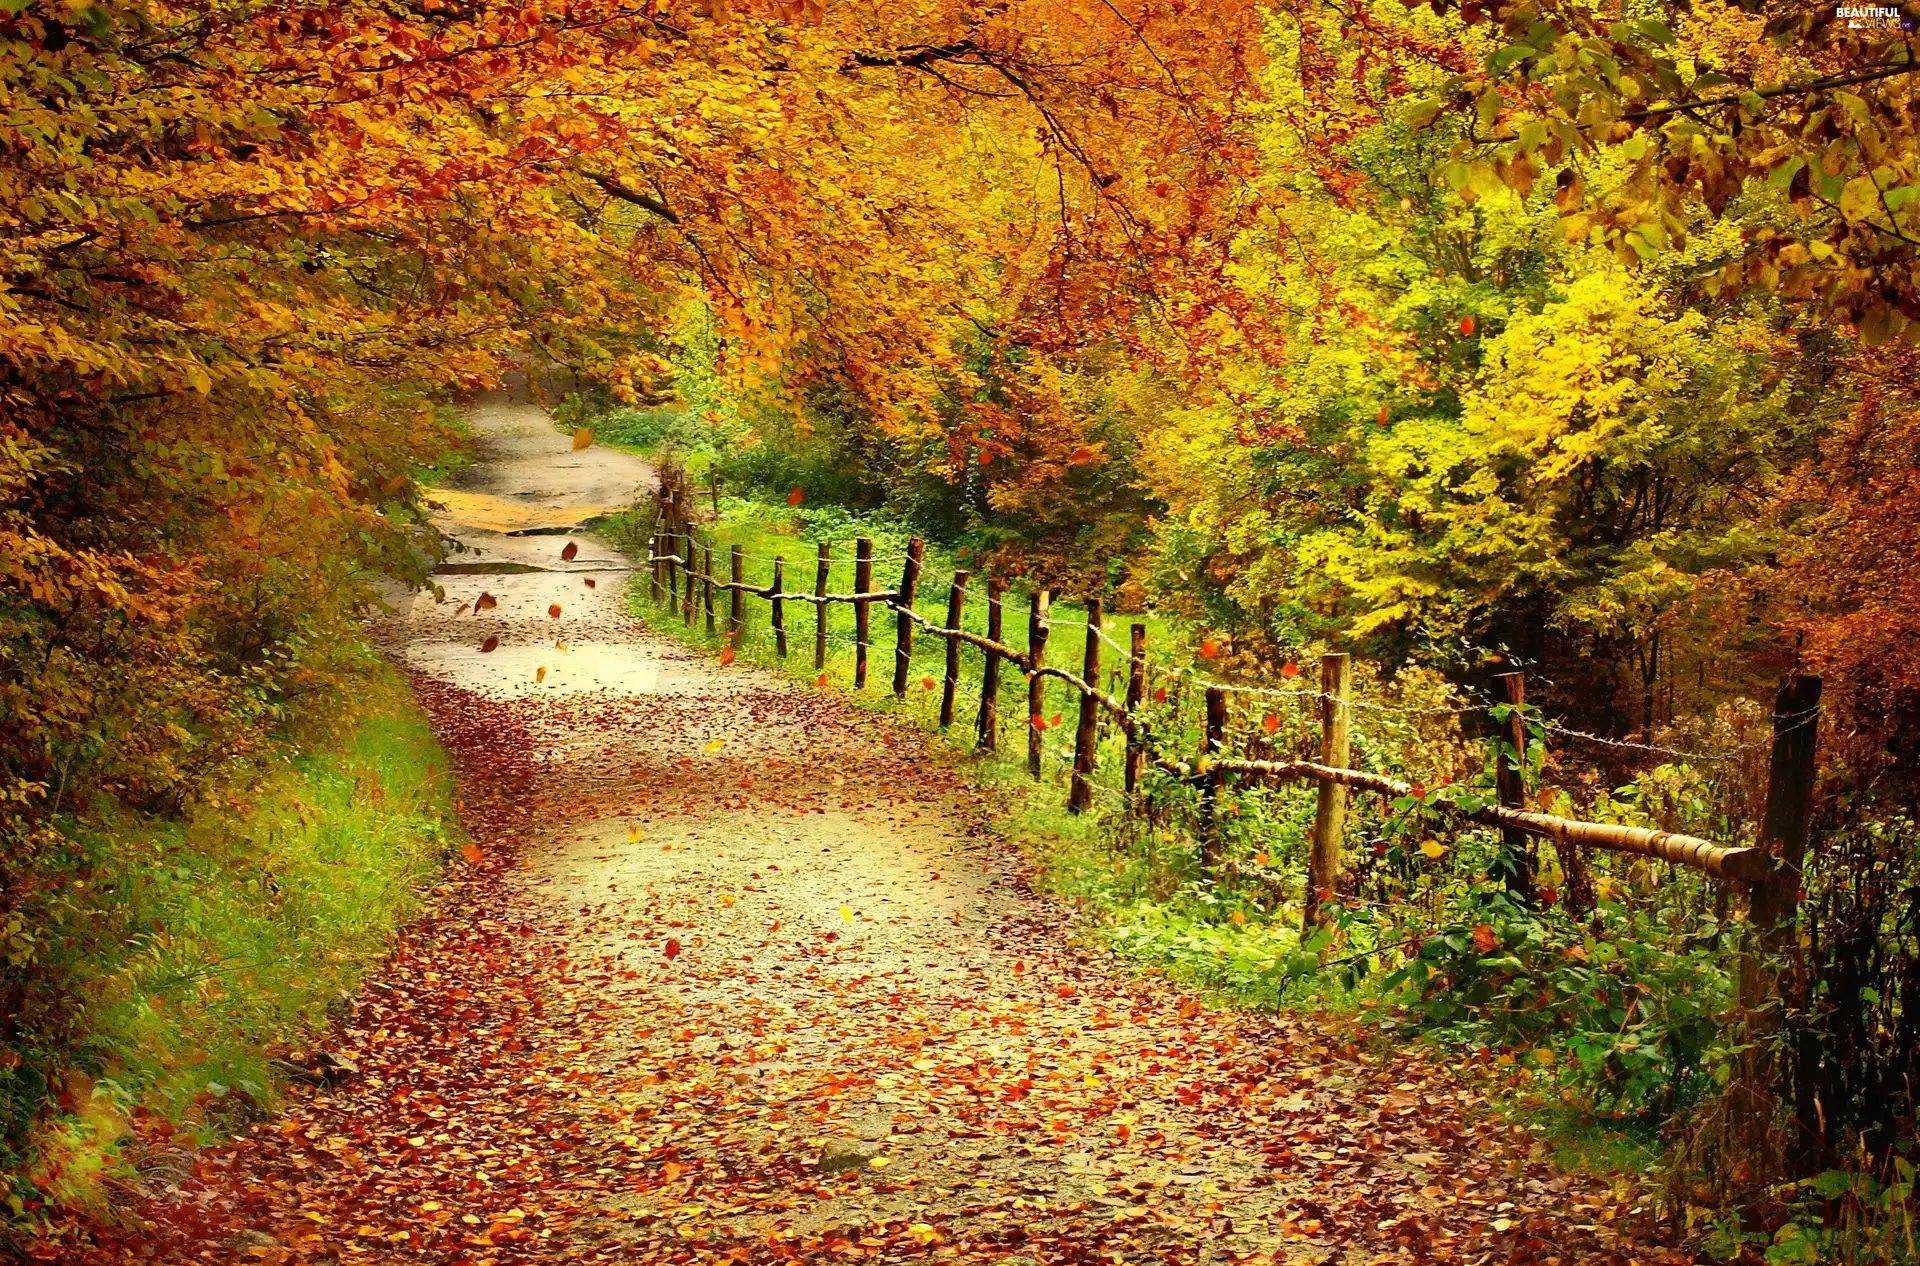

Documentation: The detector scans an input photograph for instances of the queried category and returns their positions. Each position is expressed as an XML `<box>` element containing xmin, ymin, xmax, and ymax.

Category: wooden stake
<box><xmin>771</xmin><ymin>557</ymin><xmax>788</xmax><ymax>657</ymax></box>
<box><xmin>650</xmin><ymin>525</ymin><xmax>665</xmax><ymax>602</ymax></box>
<box><xmin>662</xmin><ymin>496</ymin><xmax>679</xmax><ymax>599</ymax></box>
<box><xmin>977</xmin><ymin>575</ymin><xmax>1004</xmax><ymax>752</ymax></box>
<box><xmin>1201</xmin><ymin>687</ymin><xmax>1227</xmax><ymax>870</ymax></box>
<box><xmin>1304</xmin><ymin>653</ymin><xmax>1351</xmax><ymax>929</ymax></box>
<box><xmin>854</xmin><ymin>538</ymin><xmax>872</xmax><ymax>688</ymax></box>
<box><xmin>1737</xmin><ymin>674</ymin><xmax>1824</xmax><ymax>1169</ymax></box>
<box><xmin>814</xmin><ymin>541</ymin><xmax>830</xmax><ymax>671</ymax></box>
<box><xmin>702</xmin><ymin>543</ymin><xmax>716</xmax><ymax>634</ymax></box>
<box><xmin>681</xmin><ymin>526</ymin><xmax>695</xmax><ymax>625</ymax></box>
<box><xmin>729</xmin><ymin>545</ymin><xmax>744</xmax><ymax>638</ymax></box>
<box><xmin>1124</xmin><ymin>623</ymin><xmax>1147</xmax><ymax>794</ymax></box>
<box><xmin>1069</xmin><ymin>599</ymin><xmax>1103</xmax><ymax>813</ymax></box>
<box><xmin>709</xmin><ymin>466</ymin><xmax>720</xmax><ymax>514</ymax></box>
<box><xmin>1027</xmin><ymin>590</ymin><xmax>1050</xmax><ymax>780</ymax></box>
<box><xmin>1493</xmin><ymin>671</ymin><xmax>1537</xmax><ymax>901</ymax></box>
<box><xmin>940</xmin><ymin>570</ymin><xmax>969</xmax><ymax>726</ymax></box>
<box><xmin>892</xmin><ymin>537</ymin><xmax>924</xmax><ymax>698</ymax></box>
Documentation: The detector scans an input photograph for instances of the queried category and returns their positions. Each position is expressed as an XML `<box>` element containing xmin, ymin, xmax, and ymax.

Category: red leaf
<box><xmin>584</xmin><ymin>577</ymin><xmax>596</xmax><ymax>589</ymax></box>
<box><xmin>548</xmin><ymin>603</ymin><xmax>562</xmax><ymax>618</ymax></box>
<box><xmin>720</xmin><ymin>647</ymin><xmax>736</xmax><ymax>666</ymax></box>
<box><xmin>1031</xmin><ymin>715</ymin><xmax>1047</xmax><ymax>730</ymax></box>
<box><xmin>1153</xmin><ymin>686</ymin><xmax>1168</xmax><ymax>704</ymax></box>
<box><xmin>815</xmin><ymin>673</ymin><xmax>829</xmax><ymax>687</ymax></box>
<box><xmin>462</xmin><ymin>843</ymin><xmax>484</xmax><ymax>865</ymax></box>
<box><xmin>1377</xmin><ymin>403</ymin><xmax>1390</xmax><ymax>428</ymax></box>
<box><xmin>787</xmin><ymin>487</ymin><xmax>804</xmax><ymax>506</ymax></box>
<box><xmin>1410</xmin><ymin>781</ymin><xmax>1427</xmax><ymax>800</ymax></box>
<box><xmin>1048</xmin><ymin>713</ymin><xmax>1063</xmax><ymax>728</ymax></box>
<box><xmin>475</xmin><ymin>592</ymin><xmax>498</xmax><ymax>612</ymax></box>
<box><xmin>1067</xmin><ymin>445</ymin><xmax>1096</xmax><ymax>466</ymax></box>
<box><xmin>1262</xmin><ymin>713</ymin><xmax>1279</xmax><ymax>735</ymax></box>
<box><xmin>1199</xmin><ymin>639</ymin><xmax>1221</xmax><ymax>660</ymax></box>
<box><xmin>1460</xmin><ymin>315</ymin><xmax>1476</xmax><ymax>336</ymax></box>
<box><xmin>921</xmin><ymin>675</ymin><xmax>936</xmax><ymax>690</ymax></box>
<box><xmin>663</xmin><ymin>938</ymin><xmax>681</xmax><ymax>960</ymax></box>
<box><xmin>1281</xmin><ymin>661</ymin><xmax>1300</xmax><ymax>678</ymax></box>
<box><xmin>480</xmin><ymin>636</ymin><xmax>499</xmax><ymax>653</ymax></box>
<box><xmin>1472</xmin><ymin>923</ymin><xmax>1497</xmax><ymax>953</ymax></box>
<box><xmin>561</xmin><ymin>541</ymin><xmax>579</xmax><ymax>561</ymax></box>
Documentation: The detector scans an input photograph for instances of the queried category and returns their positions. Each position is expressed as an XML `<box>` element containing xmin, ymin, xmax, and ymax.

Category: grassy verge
<box><xmin>10</xmin><ymin>652</ymin><xmax>458</xmax><ymax>1234</ymax></box>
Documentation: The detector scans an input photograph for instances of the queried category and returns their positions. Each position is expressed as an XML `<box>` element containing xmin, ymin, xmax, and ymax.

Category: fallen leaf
<box><xmin>475</xmin><ymin>592</ymin><xmax>498</xmax><ymax>612</ymax></box>
<box><xmin>462</xmin><ymin>844</ymin><xmax>484</xmax><ymax>865</ymax></box>
<box><xmin>584</xmin><ymin>577</ymin><xmax>596</xmax><ymax>588</ymax></box>
<box><xmin>663</xmin><ymin>938</ymin><xmax>681</xmax><ymax>960</ymax></box>
<box><xmin>705</xmin><ymin>738</ymin><xmax>726</xmax><ymax>753</ymax></box>
<box><xmin>535</xmin><ymin>666</ymin><xmax>547</xmax><ymax>683</ymax></box>
<box><xmin>719</xmin><ymin>647</ymin><xmax>736</xmax><ymax>666</ymax></box>
<box><xmin>561</xmin><ymin>541</ymin><xmax>578</xmax><ymax>561</ymax></box>
<box><xmin>547</xmin><ymin>603</ymin><xmax>562</xmax><ymax>619</ymax></box>
<box><xmin>571</xmin><ymin>427</ymin><xmax>594</xmax><ymax>450</ymax></box>
<box><xmin>480</xmin><ymin>636</ymin><xmax>499</xmax><ymax>653</ymax></box>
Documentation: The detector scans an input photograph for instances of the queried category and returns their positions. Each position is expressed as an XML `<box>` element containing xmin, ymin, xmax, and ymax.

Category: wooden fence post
<box><xmin>854</xmin><ymin>538</ymin><xmax>873</xmax><ymax>688</ymax></box>
<box><xmin>681</xmin><ymin>526</ymin><xmax>696</xmax><ymax>625</ymax></box>
<box><xmin>771</xmin><ymin>557</ymin><xmax>788</xmax><ymax>658</ymax></box>
<box><xmin>892</xmin><ymin>537</ymin><xmax>925</xmax><ymax>698</ymax></box>
<box><xmin>1124</xmin><ymin>624</ymin><xmax>1147</xmax><ymax>794</ymax></box>
<box><xmin>702</xmin><ymin>542</ymin><xmax>716</xmax><ymax>634</ymax></box>
<box><xmin>940</xmin><ymin>570</ymin><xmax>968</xmax><ymax>726</ymax></box>
<box><xmin>729</xmin><ymin>545</ymin><xmax>744</xmax><ymax>639</ymax></box>
<box><xmin>1493</xmin><ymin>671</ymin><xmax>1538</xmax><ymax>902</ymax></box>
<box><xmin>977</xmin><ymin>575</ymin><xmax>1003</xmax><ymax>752</ymax></box>
<box><xmin>709</xmin><ymin>467</ymin><xmax>720</xmax><ymax>514</ymax></box>
<box><xmin>1068</xmin><ymin>599</ymin><xmax>1103</xmax><ymax>813</ymax></box>
<box><xmin>814</xmin><ymin>541</ymin><xmax>830</xmax><ymax>671</ymax></box>
<box><xmin>650</xmin><ymin>524</ymin><xmax>665</xmax><ymax>602</ymax></box>
<box><xmin>1304</xmin><ymin>653</ymin><xmax>1352</xmax><ymax>929</ymax></box>
<box><xmin>1201</xmin><ymin>687</ymin><xmax>1227</xmax><ymax>870</ymax></box>
<box><xmin>1737</xmin><ymin>673</ymin><xmax>1824</xmax><ymax>1169</ymax></box>
<box><xmin>1027</xmin><ymin>590</ymin><xmax>1050</xmax><ymax>780</ymax></box>
<box><xmin>662</xmin><ymin>495</ymin><xmax>679</xmax><ymax>600</ymax></box>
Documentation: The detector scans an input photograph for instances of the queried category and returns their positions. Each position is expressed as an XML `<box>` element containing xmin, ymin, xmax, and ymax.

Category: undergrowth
<box><xmin>5</xmin><ymin>654</ymin><xmax>458</xmax><ymax>1237</ymax></box>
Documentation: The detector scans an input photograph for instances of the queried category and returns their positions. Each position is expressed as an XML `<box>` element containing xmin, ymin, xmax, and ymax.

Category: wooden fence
<box><xmin>640</xmin><ymin>516</ymin><xmax>1818</xmax><ymax>912</ymax></box>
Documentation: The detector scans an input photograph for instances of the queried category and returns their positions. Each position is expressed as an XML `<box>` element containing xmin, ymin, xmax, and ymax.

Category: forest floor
<box><xmin>76</xmin><ymin>392</ymin><xmax>1681</xmax><ymax>1266</ymax></box>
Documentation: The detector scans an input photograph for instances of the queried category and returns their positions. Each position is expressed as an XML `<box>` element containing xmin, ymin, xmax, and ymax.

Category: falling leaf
<box><xmin>1472</xmin><ymin>923</ymin><xmax>1498</xmax><ymax>953</ymax></box>
<box><xmin>1199</xmin><ymin>639</ymin><xmax>1221</xmax><ymax>660</ymax></box>
<box><xmin>840</xmin><ymin>906</ymin><xmax>853</xmax><ymax>922</ymax></box>
<box><xmin>787</xmin><ymin>487</ymin><xmax>804</xmax><ymax>506</ymax></box>
<box><xmin>1410</xmin><ymin>781</ymin><xmax>1427</xmax><ymax>800</ymax></box>
<box><xmin>663</xmin><ymin>938</ymin><xmax>681</xmax><ymax>960</ymax></box>
<box><xmin>628</xmin><ymin>824</ymin><xmax>642</xmax><ymax>841</ymax></box>
<box><xmin>547</xmin><ymin>603</ymin><xmax>562</xmax><ymax>618</ymax></box>
<box><xmin>1377</xmin><ymin>403</ymin><xmax>1390</xmax><ymax>427</ymax></box>
<box><xmin>1153</xmin><ymin>686</ymin><xmax>1168</xmax><ymax>704</ymax></box>
<box><xmin>555</xmin><ymin>639</ymin><xmax>568</xmax><ymax>652</ymax></box>
<box><xmin>816</xmin><ymin>673</ymin><xmax>828</xmax><ymax>688</ymax></box>
<box><xmin>1067</xmin><ymin>444</ymin><xmax>1096</xmax><ymax>465</ymax></box>
<box><xmin>1031</xmin><ymin>715</ymin><xmax>1047</xmax><ymax>730</ymax></box>
<box><xmin>1048</xmin><ymin>713</ymin><xmax>1063</xmax><ymax>728</ymax></box>
<box><xmin>1262</xmin><ymin>713</ymin><xmax>1279</xmax><ymax>734</ymax></box>
<box><xmin>717</xmin><ymin>893</ymin><xmax>736</xmax><ymax>908</ymax></box>
<box><xmin>584</xmin><ymin>577</ymin><xmax>596</xmax><ymax>588</ymax></box>
<box><xmin>475</xmin><ymin>592</ymin><xmax>498</xmax><ymax>612</ymax></box>
<box><xmin>571</xmin><ymin>427</ymin><xmax>593</xmax><ymax>450</ymax></box>
<box><xmin>1281</xmin><ymin>661</ymin><xmax>1300</xmax><ymax>678</ymax></box>
<box><xmin>462</xmin><ymin>844</ymin><xmax>484</xmax><ymax>865</ymax></box>
<box><xmin>1420</xmin><ymin>839</ymin><xmax>1448</xmax><ymax>860</ymax></box>
<box><xmin>921</xmin><ymin>675</ymin><xmax>936</xmax><ymax>690</ymax></box>
<box><xmin>719</xmin><ymin>647</ymin><xmax>736</xmax><ymax>666</ymax></box>
<box><xmin>535</xmin><ymin>666</ymin><xmax>547</xmax><ymax>683</ymax></box>
<box><xmin>1460</xmin><ymin>315</ymin><xmax>1476</xmax><ymax>335</ymax></box>
<box><xmin>1229</xmin><ymin>910</ymin><xmax>1247</xmax><ymax>926</ymax></box>
<box><xmin>705</xmin><ymin>738</ymin><xmax>726</xmax><ymax>753</ymax></box>
<box><xmin>561</xmin><ymin>541</ymin><xmax>578</xmax><ymax>561</ymax></box>
<box><xmin>480</xmin><ymin>636</ymin><xmax>499</xmax><ymax>653</ymax></box>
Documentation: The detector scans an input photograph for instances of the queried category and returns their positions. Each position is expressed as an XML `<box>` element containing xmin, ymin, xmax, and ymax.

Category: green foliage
<box><xmin>2</xmin><ymin>655</ymin><xmax>456</xmax><ymax>1228</ymax></box>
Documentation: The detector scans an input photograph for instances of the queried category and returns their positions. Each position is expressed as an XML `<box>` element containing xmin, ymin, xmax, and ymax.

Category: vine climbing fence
<box><xmin>639</xmin><ymin>489</ymin><xmax>1824</xmax><ymax>1137</ymax></box>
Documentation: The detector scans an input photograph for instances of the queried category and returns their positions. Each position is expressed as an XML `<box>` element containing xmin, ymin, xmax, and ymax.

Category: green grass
<box><xmin>14</xmin><ymin>653</ymin><xmax>458</xmax><ymax>1223</ymax></box>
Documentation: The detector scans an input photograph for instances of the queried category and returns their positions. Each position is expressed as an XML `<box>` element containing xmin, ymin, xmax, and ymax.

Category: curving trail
<box><xmin>81</xmin><ymin>393</ymin><xmax>1676</xmax><ymax>1266</ymax></box>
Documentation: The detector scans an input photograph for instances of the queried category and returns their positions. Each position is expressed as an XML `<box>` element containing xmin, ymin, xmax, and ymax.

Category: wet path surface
<box><xmin>85</xmin><ymin>396</ymin><xmax>1674</xmax><ymax>1266</ymax></box>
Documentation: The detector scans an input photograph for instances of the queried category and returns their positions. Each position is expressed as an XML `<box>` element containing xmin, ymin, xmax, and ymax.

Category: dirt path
<box><xmin>88</xmin><ymin>395</ymin><xmax>1676</xmax><ymax>1266</ymax></box>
